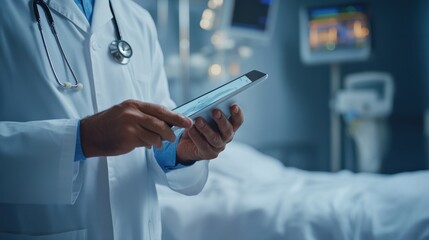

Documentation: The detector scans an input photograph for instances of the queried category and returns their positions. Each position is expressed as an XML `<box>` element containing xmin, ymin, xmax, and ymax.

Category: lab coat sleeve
<box><xmin>0</xmin><ymin>119</ymin><xmax>83</xmax><ymax>205</ymax></box>
<box><xmin>145</xmin><ymin>15</ymin><xmax>209</xmax><ymax>195</ymax></box>
<box><xmin>147</xmin><ymin>149</ymin><xmax>209</xmax><ymax>196</ymax></box>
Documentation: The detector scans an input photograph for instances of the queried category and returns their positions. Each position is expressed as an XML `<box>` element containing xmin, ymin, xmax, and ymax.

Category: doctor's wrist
<box><xmin>175</xmin><ymin>155</ymin><xmax>197</xmax><ymax>166</ymax></box>
<box><xmin>80</xmin><ymin>117</ymin><xmax>100</xmax><ymax>158</ymax></box>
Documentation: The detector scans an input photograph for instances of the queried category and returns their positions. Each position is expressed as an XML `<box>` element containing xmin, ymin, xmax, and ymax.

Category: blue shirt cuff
<box><xmin>74</xmin><ymin>120</ymin><xmax>86</xmax><ymax>161</ymax></box>
<box><xmin>154</xmin><ymin>129</ymin><xmax>194</xmax><ymax>173</ymax></box>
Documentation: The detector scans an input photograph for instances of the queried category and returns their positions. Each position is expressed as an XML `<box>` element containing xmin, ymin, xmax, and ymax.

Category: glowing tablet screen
<box><xmin>173</xmin><ymin>76</ymin><xmax>252</xmax><ymax>117</ymax></box>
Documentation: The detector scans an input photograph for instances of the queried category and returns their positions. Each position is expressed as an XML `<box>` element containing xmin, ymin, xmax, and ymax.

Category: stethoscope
<box><xmin>32</xmin><ymin>0</ymin><xmax>133</xmax><ymax>90</ymax></box>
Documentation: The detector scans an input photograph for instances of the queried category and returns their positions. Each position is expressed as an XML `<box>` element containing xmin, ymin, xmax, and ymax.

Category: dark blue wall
<box><xmin>339</xmin><ymin>0</ymin><xmax>427</xmax><ymax>172</ymax></box>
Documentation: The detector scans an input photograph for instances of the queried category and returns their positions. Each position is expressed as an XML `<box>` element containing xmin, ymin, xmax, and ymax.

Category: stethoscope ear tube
<box><xmin>33</xmin><ymin>0</ymin><xmax>54</xmax><ymax>24</ymax></box>
<box><xmin>33</xmin><ymin>0</ymin><xmax>82</xmax><ymax>90</ymax></box>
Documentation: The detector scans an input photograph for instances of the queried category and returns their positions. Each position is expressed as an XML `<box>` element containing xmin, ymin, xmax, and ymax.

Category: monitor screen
<box><xmin>300</xmin><ymin>3</ymin><xmax>371</xmax><ymax>64</ymax></box>
<box><xmin>224</xmin><ymin>0</ymin><xmax>278</xmax><ymax>42</ymax></box>
<box><xmin>231</xmin><ymin>0</ymin><xmax>273</xmax><ymax>31</ymax></box>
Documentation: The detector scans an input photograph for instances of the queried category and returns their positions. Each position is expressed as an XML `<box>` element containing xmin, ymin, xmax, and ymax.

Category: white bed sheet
<box><xmin>157</xmin><ymin>142</ymin><xmax>429</xmax><ymax>240</ymax></box>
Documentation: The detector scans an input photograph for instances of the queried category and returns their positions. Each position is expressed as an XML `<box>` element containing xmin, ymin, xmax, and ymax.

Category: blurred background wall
<box><xmin>139</xmin><ymin>0</ymin><xmax>429</xmax><ymax>173</ymax></box>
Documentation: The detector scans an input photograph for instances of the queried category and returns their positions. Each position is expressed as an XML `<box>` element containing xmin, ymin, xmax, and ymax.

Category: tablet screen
<box><xmin>173</xmin><ymin>75</ymin><xmax>252</xmax><ymax>117</ymax></box>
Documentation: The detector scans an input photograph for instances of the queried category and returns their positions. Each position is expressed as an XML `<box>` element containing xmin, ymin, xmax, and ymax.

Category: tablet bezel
<box><xmin>172</xmin><ymin>70</ymin><xmax>267</xmax><ymax>120</ymax></box>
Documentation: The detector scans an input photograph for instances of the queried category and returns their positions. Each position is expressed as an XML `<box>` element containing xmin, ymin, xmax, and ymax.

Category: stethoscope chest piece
<box><xmin>109</xmin><ymin>40</ymin><xmax>133</xmax><ymax>65</ymax></box>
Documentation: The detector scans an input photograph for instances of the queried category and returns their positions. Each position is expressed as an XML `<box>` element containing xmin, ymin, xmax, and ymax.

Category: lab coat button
<box><xmin>91</xmin><ymin>41</ymin><xmax>99</xmax><ymax>51</ymax></box>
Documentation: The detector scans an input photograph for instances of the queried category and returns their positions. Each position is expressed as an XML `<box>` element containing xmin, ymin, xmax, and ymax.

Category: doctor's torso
<box><xmin>0</xmin><ymin>0</ymin><xmax>174</xmax><ymax>239</ymax></box>
<box><xmin>0</xmin><ymin>0</ymin><xmax>163</xmax><ymax>119</ymax></box>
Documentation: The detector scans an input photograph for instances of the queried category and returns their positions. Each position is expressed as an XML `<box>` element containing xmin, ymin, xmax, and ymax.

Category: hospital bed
<box><xmin>157</xmin><ymin>142</ymin><xmax>429</xmax><ymax>240</ymax></box>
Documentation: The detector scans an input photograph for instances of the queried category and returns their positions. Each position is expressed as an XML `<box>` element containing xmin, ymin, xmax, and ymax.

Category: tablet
<box><xmin>172</xmin><ymin>70</ymin><xmax>268</xmax><ymax>131</ymax></box>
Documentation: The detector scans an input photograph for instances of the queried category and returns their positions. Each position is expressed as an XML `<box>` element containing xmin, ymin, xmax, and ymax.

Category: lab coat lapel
<box><xmin>90</xmin><ymin>0</ymin><xmax>113</xmax><ymax>34</ymax></box>
<box><xmin>47</xmin><ymin>0</ymin><xmax>90</xmax><ymax>33</ymax></box>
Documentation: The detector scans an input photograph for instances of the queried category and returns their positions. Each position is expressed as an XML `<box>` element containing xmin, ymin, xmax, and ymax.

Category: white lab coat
<box><xmin>0</xmin><ymin>0</ymin><xmax>208</xmax><ymax>239</ymax></box>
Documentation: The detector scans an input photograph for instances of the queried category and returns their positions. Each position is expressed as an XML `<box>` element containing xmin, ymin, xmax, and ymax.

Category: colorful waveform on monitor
<box><xmin>308</xmin><ymin>4</ymin><xmax>370</xmax><ymax>52</ymax></box>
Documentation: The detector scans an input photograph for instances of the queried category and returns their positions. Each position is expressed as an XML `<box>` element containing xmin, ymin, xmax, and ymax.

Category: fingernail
<box><xmin>196</xmin><ymin>119</ymin><xmax>204</xmax><ymax>128</ymax></box>
<box><xmin>183</xmin><ymin>116</ymin><xmax>192</xmax><ymax>125</ymax></box>
<box><xmin>232</xmin><ymin>105</ymin><xmax>239</xmax><ymax>113</ymax></box>
<box><xmin>213</xmin><ymin>110</ymin><xmax>221</xmax><ymax>119</ymax></box>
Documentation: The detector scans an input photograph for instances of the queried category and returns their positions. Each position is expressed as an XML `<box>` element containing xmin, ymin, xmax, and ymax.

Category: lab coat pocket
<box><xmin>0</xmin><ymin>229</ymin><xmax>87</xmax><ymax>240</ymax></box>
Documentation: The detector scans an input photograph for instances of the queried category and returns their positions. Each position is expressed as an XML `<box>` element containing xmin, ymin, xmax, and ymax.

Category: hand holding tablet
<box><xmin>172</xmin><ymin>70</ymin><xmax>267</xmax><ymax>131</ymax></box>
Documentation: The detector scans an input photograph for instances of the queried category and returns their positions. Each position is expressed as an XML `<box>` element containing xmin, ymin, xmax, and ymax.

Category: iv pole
<box><xmin>330</xmin><ymin>63</ymin><xmax>342</xmax><ymax>172</ymax></box>
<box><xmin>178</xmin><ymin>0</ymin><xmax>191</xmax><ymax>103</ymax></box>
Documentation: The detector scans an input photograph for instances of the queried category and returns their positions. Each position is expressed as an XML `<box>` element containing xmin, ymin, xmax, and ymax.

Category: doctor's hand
<box><xmin>80</xmin><ymin>100</ymin><xmax>193</xmax><ymax>158</ymax></box>
<box><xmin>176</xmin><ymin>104</ymin><xmax>244</xmax><ymax>164</ymax></box>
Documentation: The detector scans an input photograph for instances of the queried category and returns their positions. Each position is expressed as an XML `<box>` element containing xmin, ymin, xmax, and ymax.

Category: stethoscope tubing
<box><xmin>32</xmin><ymin>0</ymin><xmax>132</xmax><ymax>90</ymax></box>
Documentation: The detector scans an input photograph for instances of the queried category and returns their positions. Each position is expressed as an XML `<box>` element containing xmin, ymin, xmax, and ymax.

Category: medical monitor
<box><xmin>300</xmin><ymin>3</ymin><xmax>371</xmax><ymax>64</ymax></box>
<box><xmin>223</xmin><ymin>0</ymin><xmax>278</xmax><ymax>43</ymax></box>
